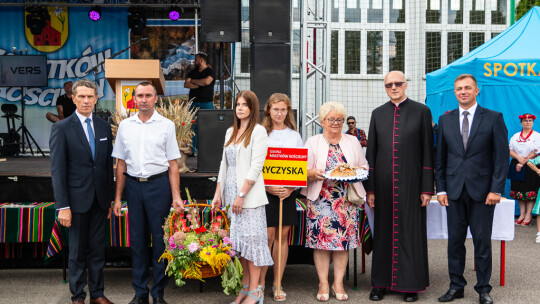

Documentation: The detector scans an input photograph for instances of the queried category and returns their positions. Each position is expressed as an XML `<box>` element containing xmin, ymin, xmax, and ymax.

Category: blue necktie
<box><xmin>85</xmin><ymin>118</ymin><xmax>95</xmax><ymax>160</ymax></box>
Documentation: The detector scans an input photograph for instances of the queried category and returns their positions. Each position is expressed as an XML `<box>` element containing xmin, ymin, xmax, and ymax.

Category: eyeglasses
<box><xmin>270</xmin><ymin>109</ymin><xmax>288</xmax><ymax>114</ymax></box>
<box><xmin>384</xmin><ymin>82</ymin><xmax>406</xmax><ymax>89</ymax></box>
<box><xmin>327</xmin><ymin>118</ymin><xmax>344</xmax><ymax>124</ymax></box>
<box><xmin>347</xmin><ymin>121</ymin><xmax>355</xmax><ymax>125</ymax></box>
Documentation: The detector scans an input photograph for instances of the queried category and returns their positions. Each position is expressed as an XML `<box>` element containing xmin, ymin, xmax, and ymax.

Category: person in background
<box><xmin>509</xmin><ymin>113</ymin><xmax>540</xmax><ymax>226</ymax></box>
<box><xmin>302</xmin><ymin>101</ymin><xmax>368</xmax><ymax>302</ymax></box>
<box><xmin>345</xmin><ymin>116</ymin><xmax>367</xmax><ymax>148</ymax></box>
<box><xmin>184</xmin><ymin>51</ymin><xmax>216</xmax><ymax>155</ymax></box>
<box><xmin>212</xmin><ymin>91</ymin><xmax>272</xmax><ymax>304</ymax></box>
<box><xmin>46</xmin><ymin>81</ymin><xmax>76</xmax><ymax>123</ymax></box>
<box><xmin>50</xmin><ymin>79</ymin><xmax>114</xmax><ymax>304</ymax></box>
<box><xmin>258</xmin><ymin>93</ymin><xmax>303</xmax><ymax>301</ymax></box>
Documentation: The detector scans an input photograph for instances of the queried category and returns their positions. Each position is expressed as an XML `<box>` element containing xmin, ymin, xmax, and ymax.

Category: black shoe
<box><xmin>403</xmin><ymin>293</ymin><xmax>418</xmax><ymax>302</ymax></box>
<box><xmin>153</xmin><ymin>297</ymin><xmax>168</xmax><ymax>304</ymax></box>
<box><xmin>128</xmin><ymin>296</ymin><xmax>149</xmax><ymax>304</ymax></box>
<box><xmin>369</xmin><ymin>288</ymin><xmax>386</xmax><ymax>301</ymax></box>
<box><xmin>438</xmin><ymin>289</ymin><xmax>464</xmax><ymax>302</ymax></box>
<box><xmin>479</xmin><ymin>293</ymin><xmax>493</xmax><ymax>304</ymax></box>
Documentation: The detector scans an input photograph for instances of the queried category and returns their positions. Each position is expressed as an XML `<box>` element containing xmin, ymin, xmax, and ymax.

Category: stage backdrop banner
<box><xmin>0</xmin><ymin>6</ymin><xmax>232</xmax><ymax>150</ymax></box>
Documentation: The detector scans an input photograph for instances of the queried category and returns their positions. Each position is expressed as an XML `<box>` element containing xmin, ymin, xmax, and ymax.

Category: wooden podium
<box><xmin>105</xmin><ymin>59</ymin><xmax>165</xmax><ymax>115</ymax></box>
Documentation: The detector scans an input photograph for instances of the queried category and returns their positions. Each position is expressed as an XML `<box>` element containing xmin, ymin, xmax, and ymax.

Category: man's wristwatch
<box><xmin>238</xmin><ymin>192</ymin><xmax>245</xmax><ymax>198</ymax></box>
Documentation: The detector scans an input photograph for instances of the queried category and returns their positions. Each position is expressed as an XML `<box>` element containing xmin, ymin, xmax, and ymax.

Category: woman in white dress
<box><xmin>509</xmin><ymin>113</ymin><xmax>540</xmax><ymax>226</ymax></box>
<box><xmin>212</xmin><ymin>91</ymin><xmax>273</xmax><ymax>304</ymax></box>
<box><xmin>258</xmin><ymin>93</ymin><xmax>303</xmax><ymax>301</ymax></box>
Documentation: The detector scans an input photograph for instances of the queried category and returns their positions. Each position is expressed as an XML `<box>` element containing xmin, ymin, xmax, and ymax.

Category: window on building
<box><xmin>390</xmin><ymin>0</ymin><xmax>406</xmax><ymax>23</ymax></box>
<box><xmin>368</xmin><ymin>0</ymin><xmax>384</xmax><ymax>23</ymax></box>
<box><xmin>331</xmin><ymin>30</ymin><xmax>339</xmax><ymax>74</ymax></box>
<box><xmin>448</xmin><ymin>0</ymin><xmax>464</xmax><ymax>24</ymax></box>
<box><xmin>469</xmin><ymin>32</ymin><xmax>485</xmax><ymax>52</ymax></box>
<box><xmin>241</xmin><ymin>29</ymin><xmax>250</xmax><ymax>73</ymax></box>
<box><xmin>292</xmin><ymin>30</ymin><xmax>300</xmax><ymax>73</ymax></box>
<box><xmin>491</xmin><ymin>32</ymin><xmax>500</xmax><ymax>39</ymax></box>
<box><xmin>332</xmin><ymin>0</ymin><xmax>339</xmax><ymax>22</ymax></box>
<box><xmin>447</xmin><ymin>32</ymin><xmax>463</xmax><ymax>64</ymax></box>
<box><xmin>470</xmin><ymin>0</ymin><xmax>486</xmax><ymax>24</ymax></box>
<box><xmin>426</xmin><ymin>32</ymin><xmax>441</xmax><ymax>73</ymax></box>
<box><xmin>491</xmin><ymin>0</ymin><xmax>507</xmax><ymax>25</ymax></box>
<box><xmin>292</xmin><ymin>0</ymin><xmax>300</xmax><ymax>22</ymax></box>
<box><xmin>345</xmin><ymin>31</ymin><xmax>361</xmax><ymax>74</ymax></box>
<box><xmin>367</xmin><ymin>31</ymin><xmax>383</xmax><ymax>74</ymax></box>
<box><xmin>346</xmin><ymin>0</ymin><xmax>361</xmax><ymax>23</ymax></box>
<box><xmin>426</xmin><ymin>0</ymin><xmax>442</xmax><ymax>24</ymax></box>
<box><xmin>241</xmin><ymin>0</ymin><xmax>249</xmax><ymax>21</ymax></box>
<box><xmin>389</xmin><ymin>31</ymin><xmax>405</xmax><ymax>72</ymax></box>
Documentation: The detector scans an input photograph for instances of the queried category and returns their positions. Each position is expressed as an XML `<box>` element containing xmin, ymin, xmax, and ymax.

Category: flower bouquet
<box><xmin>159</xmin><ymin>190</ymin><xmax>244</xmax><ymax>295</ymax></box>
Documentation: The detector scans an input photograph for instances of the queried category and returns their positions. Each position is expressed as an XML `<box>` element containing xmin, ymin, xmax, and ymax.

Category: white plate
<box><xmin>324</xmin><ymin>168</ymin><xmax>369</xmax><ymax>183</ymax></box>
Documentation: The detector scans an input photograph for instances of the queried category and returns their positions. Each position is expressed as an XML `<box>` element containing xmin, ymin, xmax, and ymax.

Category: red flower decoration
<box><xmin>182</xmin><ymin>122</ymin><xmax>185</xmax><ymax>125</ymax></box>
<box><xmin>194</xmin><ymin>226</ymin><xmax>207</xmax><ymax>234</ymax></box>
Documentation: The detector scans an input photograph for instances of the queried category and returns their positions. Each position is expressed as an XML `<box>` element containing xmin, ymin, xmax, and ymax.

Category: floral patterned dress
<box><xmin>223</xmin><ymin>144</ymin><xmax>273</xmax><ymax>267</ymax></box>
<box><xmin>306</xmin><ymin>143</ymin><xmax>358</xmax><ymax>250</ymax></box>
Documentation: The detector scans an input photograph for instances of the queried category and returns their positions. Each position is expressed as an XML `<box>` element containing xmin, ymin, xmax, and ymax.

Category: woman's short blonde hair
<box><xmin>319</xmin><ymin>101</ymin><xmax>347</xmax><ymax>123</ymax></box>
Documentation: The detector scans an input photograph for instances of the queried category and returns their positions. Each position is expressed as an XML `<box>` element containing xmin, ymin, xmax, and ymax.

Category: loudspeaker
<box><xmin>201</xmin><ymin>0</ymin><xmax>241</xmax><ymax>42</ymax></box>
<box><xmin>250</xmin><ymin>0</ymin><xmax>290</xmax><ymax>44</ymax></box>
<box><xmin>197</xmin><ymin>109</ymin><xmax>235</xmax><ymax>173</ymax></box>
<box><xmin>250</xmin><ymin>43</ymin><xmax>291</xmax><ymax>107</ymax></box>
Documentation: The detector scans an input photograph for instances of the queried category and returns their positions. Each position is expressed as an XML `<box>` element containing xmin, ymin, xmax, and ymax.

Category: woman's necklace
<box><xmin>519</xmin><ymin>129</ymin><xmax>533</xmax><ymax>142</ymax></box>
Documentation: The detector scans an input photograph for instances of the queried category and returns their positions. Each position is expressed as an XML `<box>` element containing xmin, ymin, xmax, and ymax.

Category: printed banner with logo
<box><xmin>263</xmin><ymin>147</ymin><xmax>308</xmax><ymax>187</ymax></box>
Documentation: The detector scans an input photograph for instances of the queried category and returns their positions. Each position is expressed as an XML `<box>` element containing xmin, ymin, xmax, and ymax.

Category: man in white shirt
<box><xmin>50</xmin><ymin>79</ymin><xmax>115</xmax><ymax>304</ymax></box>
<box><xmin>112</xmin><ymin>81</ymin><xmax>183</xmax><ymax>304</ymax></box>
<box><xmin>435</xmin><ymin>74</ymin><xmax>509</xmax><ymax>304</ymax></box>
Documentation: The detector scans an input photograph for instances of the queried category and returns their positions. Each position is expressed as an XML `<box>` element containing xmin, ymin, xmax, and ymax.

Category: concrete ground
<box><xmin>1</xmin><ymin>223</ymin><xmax>539</xmax><ymax>304</ymax></box>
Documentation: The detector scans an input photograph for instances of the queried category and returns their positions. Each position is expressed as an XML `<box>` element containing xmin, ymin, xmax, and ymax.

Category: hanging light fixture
<box><xmin>88</xmin><ymin>6</ymin><xmax>102</xmax><ymax>22</ymax></box>
<box><xmin>127</xmin><ymin>7</ymin><xmax>147</xmax><ymax>35</ymax></box>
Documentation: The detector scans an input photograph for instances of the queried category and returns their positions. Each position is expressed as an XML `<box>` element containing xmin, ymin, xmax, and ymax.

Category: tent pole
<box><xmin>510</xmin><ymin>0</ymin><xmax>515</xmax><ymax>25</ymax></box>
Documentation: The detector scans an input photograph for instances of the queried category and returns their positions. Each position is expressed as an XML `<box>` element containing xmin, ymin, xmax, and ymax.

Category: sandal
<box><xmin>272</xmin><ymin>286</ymin><xmax>286</xmax><ymax>301</ymax></box>
<box><xmin>230</xmin><ymin>285</ymin><xmax>249</xmax><ymax>304</ymax></box>
<box><xmin>246</xmin><ymin>287</ymin><xmax>264</xmax><ymax>304</ymax></box>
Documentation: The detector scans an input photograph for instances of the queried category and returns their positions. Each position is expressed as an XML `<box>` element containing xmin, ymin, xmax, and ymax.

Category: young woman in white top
<box><xmin>509</xmin><ymin>113</ymin><xmax>540</xmax><ymax>226</ymax></box>
<box><xmin>212</xmin><ymin>91</ymin><xmax>272</xmax><ymax>304</ymax></box>
<box><xmin>258</xmin><ymin>93</ymin><xmax>303</xmax><ymax>301</ymax></box>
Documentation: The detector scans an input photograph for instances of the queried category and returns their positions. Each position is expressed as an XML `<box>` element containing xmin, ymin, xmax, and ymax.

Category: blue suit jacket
<box><xmin>435</xmin><ymin>105</ymin><xmax>509</xmax><ymax>201</ymax></box>
<box><xmin>50</xmin><ymin>113</ymin><xmax>114</xmax><ymax>213</ymax></box>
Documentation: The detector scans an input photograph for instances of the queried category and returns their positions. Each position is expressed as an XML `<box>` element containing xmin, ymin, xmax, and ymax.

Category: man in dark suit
<box><xmin>50</xmin><ymin>79</ymin><xmax>114</xmax><ymax>304</ymax></box>
<box><xmin>435</xmin><ymin>74</ymin><xmax>509</xmax><ymax>304</ymax></box>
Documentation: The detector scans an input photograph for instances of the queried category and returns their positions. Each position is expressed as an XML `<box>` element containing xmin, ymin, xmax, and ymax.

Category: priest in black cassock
<box><xmin>365</xmin><ymin>71</ymin><xmax>434</xmax><ymax>302</ymax></box>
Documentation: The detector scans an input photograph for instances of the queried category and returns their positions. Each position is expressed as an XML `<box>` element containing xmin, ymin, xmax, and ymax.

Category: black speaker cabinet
<box><xmin>201</xmin><ymin>0</ymin><xmax>241</xmax><ymax>42</ymax></box>
<box><xmin>197</xmin><ymin>109</ymin><xmax>235</xmax><ymax>172</ymax></box>
<box><xmin>250</xmin><ymin>0</ymin><xmax>291</xmax><ymax>43</ymax></box>
<box><xmin>250</xmin><ymin>43</ymin><xmax>291</xmax><ymax>107</ymax></box>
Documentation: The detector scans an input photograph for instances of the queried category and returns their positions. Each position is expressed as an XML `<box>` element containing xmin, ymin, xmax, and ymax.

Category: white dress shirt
<box><xmin>112</xmin><ymin>110</ymin><xmax>181</xmax><ymax>178</ymax></box>
<box><xmin>75</xmin><ymin>110</ymin><xmax>94</xmax><ymax>142</ymax></box>
<box><xmin>459</xmin><ymin>102</ymin><xmax>478</xmax><ymax>137</ymax></box>
<box><xmin>268</xmin><ymin>127</ymin><xmax>303</xmax><ymax>148</ymax></box>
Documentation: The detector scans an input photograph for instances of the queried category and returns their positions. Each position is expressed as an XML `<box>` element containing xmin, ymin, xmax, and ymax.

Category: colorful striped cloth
<box><xmin>0</xmin><ymin>202</ymin><xmax>55</xmax><ymax>243</ymax></box>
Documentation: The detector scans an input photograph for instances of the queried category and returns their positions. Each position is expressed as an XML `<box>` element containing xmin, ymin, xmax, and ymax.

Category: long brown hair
<box><xmin>225</xmin><ymin>91</ymin><xmax>260</xmax><ymax>148</ymax></box>
<box><xmin>262</xmin><ymin>93</ymin><xmax>297</xmax><ymax>135</ymax></box>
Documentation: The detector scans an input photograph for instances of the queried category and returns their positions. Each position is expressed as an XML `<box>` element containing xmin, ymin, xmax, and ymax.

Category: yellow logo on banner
<box><xmin>25</xmin><ymin>6</ymin><xmax>69</xmax><ymax>53</ymax></box>
<box><xmin>121</xmin><ymin>85</ymin><xmax>138</xmax><ymax>114</ymax></box>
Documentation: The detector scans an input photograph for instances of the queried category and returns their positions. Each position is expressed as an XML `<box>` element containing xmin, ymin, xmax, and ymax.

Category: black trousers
<box><xmin>68</xmin><ymin>199</ymin><xmax>107</xmax><ymax>301</ymax></box>
<box><xmin>446</xmin><ymin>186</ymin><xmax>495</xmax><ymax>294</ymax></box>
<box><xmin>125</xmin><ymin>174</ymin><xmax>172</xmax><ymax>299</ymax></box>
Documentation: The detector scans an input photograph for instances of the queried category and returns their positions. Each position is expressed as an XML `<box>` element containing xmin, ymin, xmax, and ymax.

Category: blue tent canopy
<box><xmin>426</xmin><ymin>6</ymin><xmax>540</xmax><ymax>137</ymax></box>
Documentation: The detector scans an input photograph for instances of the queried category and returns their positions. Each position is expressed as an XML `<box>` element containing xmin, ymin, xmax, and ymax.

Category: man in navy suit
<box><xmin>50</xmin><ymin>79</ymin><xmax>114</xmax><ymax>304</ymax></box>
<box><xmin>435</xmin><ymin>74</ymin><xmax>509</xmax><ymax>304</ymax></box>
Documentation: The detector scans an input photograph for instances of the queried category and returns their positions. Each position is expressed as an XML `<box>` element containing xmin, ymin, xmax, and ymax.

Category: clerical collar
<box><xmin>392</xmin><ymin>96</ymin><xmax>408</xmax><ymax>107</ymax></box>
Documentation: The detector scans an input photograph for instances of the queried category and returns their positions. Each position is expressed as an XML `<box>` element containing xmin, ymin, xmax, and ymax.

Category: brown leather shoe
<box><xmin>72</xmin><ymin>299</ymin><xmax>85</xmax><ymax>304</ymax></box>
<box><xmin>90</xmin><ymin>297</ymin><xmax>114</xmax><ymax>304</ymax></box>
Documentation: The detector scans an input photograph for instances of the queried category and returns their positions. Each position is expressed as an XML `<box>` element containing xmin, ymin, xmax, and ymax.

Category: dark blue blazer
<box><xmin>50</xmin><ymin>113</ymin><xmax>114</xmax><ymax>213</ymax></box>
<box><xmin>435</xmin><ymin>105</ymin><xmax>509</xmax><ymax>201</ymax></box>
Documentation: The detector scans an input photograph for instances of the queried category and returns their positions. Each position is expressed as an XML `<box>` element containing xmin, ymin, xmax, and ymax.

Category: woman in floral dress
<box><xmin>301</xmin><ymin>101</ymin><xmax>368</xmax><ymax>301</ymax></box>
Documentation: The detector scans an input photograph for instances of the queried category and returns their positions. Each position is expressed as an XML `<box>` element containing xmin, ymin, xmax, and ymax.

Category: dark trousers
<box><xmin>68</xmin><ymin>200</ymin><xmax>107</xmax><ymax>301</ymax></box>
<box><xmin>447</xmin><ymin>186</ymin><xmax>495</xmax><ymax>294</ymax></box>
<box><xmin>125</xmin><ymin>174</ymin><xmax>172</xmax><ymax>299</ymax></box>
